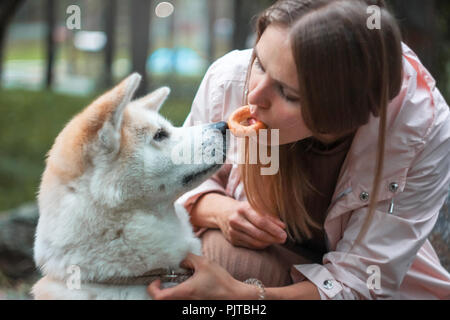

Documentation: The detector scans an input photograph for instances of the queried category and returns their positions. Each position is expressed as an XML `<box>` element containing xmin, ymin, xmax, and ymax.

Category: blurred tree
<box><xmin>103</xmin><ymin>0</ymin><xmax>117</xmax><ymax>88</ymax></box>
<box><xmin>434</xmin><ymin>0</ymin><xmax>450</xmax><ymax>101</ymax></box>
<box><xmin>45</xmin><ymin>0</ymin><xmax>56</xmax><ymax>89</ymax></box>
<box><xmin>389</xmin><ymin>0</ymin><xmax>437</xmax><ymax>75</ymax></box>
<box><xmin>131</xmin><ymin>0</ymin><xmax>152</xmax><ymax>97</ymax></box>
<box><xmin>0</xmin><ymin>0</ymin><xmax>25</xmax><ymax>86</ymax></box>
<box><xmin>207</xmin><ymin>0</ymin><xmax>217</xmax><ymax>65</ymax></box>
<box><xmin>232</xmin><ymin>0</ymin><xmax>275</xmax><ymax>50</ymax></box>
<box><xmin>168</xmin><ymin>0</ymin><xmax>177</xmax><ymax>73</ymax></box>
<box><xmin>388</xmin><ymin>0</ymin><xmax>450</xmax><ymax>101</ymax></box>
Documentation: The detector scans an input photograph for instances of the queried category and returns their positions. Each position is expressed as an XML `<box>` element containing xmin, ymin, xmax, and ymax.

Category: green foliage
<box><xmin>0</xmin><ymin>89</ymin><xmax>192</xmax><ymax>212</ymax></box>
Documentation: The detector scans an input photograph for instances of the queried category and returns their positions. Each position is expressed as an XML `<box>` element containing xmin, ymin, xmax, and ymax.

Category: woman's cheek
<box><xmin>278</xmin><ymin>113</ymin><xmax>313</xmax><ymax>144</ymax></box>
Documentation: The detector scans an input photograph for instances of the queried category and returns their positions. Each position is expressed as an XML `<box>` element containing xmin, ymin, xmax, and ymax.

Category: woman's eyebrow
<box><xmin>254</xmin><ymin>48</ymin><xmax>300</xmax><ymax>95</ymax></box>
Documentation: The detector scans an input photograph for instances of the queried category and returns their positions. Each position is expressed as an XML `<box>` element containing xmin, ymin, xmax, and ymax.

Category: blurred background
<box><xmin>0</xmin><ymin>0</ymin><xmax>449</xmax><ymax>299</ymax></box>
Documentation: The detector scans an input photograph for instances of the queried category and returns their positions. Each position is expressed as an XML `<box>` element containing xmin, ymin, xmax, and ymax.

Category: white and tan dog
<box><xmin>31</xmin><ymin>73</ymin><xmax>228</xmax><ymax>299</ymax></box>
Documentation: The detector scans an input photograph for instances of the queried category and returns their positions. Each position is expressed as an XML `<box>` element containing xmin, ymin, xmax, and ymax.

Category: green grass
<box><xmin>5</xmin><ymin>40</ymin><xmax>44</xmax><ymax>61</ymax></box>
<box><xmin>0</xmin><ymin>89</ymin><xmax>192</xmax><ymax>212</ymax></box>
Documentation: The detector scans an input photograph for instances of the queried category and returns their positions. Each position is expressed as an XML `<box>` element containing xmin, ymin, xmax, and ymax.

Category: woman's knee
<box><xmin>199</xmin><ymin>229</ymin><xmax>305</xmax><ymax>287</ymax></box>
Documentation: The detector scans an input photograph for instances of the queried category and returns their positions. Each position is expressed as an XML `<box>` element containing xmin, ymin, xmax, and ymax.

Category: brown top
<box><xmin>284</xmin><ymin>132</ymin><xmax>355</xmax><ymax>263</ymax></box>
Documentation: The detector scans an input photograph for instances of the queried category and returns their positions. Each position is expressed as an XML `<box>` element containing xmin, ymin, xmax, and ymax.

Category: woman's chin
<box><xmin>246</xmin><ymin>128</ymin><xmax>280</xmax><ymax>147</ymax></box>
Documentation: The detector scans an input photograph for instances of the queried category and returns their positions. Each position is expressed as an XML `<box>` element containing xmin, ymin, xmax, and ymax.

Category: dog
<box><xmin>31</xmin><ymin>73</ymin><xmax>228</xmax><ymax>299</ymax></box>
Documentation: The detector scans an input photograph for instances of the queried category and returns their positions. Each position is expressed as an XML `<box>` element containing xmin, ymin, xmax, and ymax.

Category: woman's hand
<box><xmin>147</xmin><ymin>253</ymin><xmax>257</xmax><ymax>300</ymax></box>
<box><xmin>216</xmin><ymin>200</ymin><xmax>287</xmax><ymax>250</ymax></box>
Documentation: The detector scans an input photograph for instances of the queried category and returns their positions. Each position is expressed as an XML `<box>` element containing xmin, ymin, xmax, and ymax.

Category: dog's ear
<box><xmin>108</xmin><ymin>73</ymin><xmax>142</xmax><ymax>130</ymax></box>
<box><xmin>95</xmin><ymin>73</ymin><xmax>141</xmax><ymax>151</ymax></box>
<box><xmin>132</xmin><ymin>86</ymin><xmax>170</xmax><ymax>113</ymax></box>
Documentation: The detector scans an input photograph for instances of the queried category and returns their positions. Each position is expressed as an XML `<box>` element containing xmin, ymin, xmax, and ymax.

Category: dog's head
<box><xmin>40</xmin><ymin>73</ymin><xmax>227</xmax><ymax>211</ymax></box>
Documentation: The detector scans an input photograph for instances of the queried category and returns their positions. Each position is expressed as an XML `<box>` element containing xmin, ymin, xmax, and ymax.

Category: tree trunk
<box><xmin>130</xmin><ymin>0</ymin><xmax>152</xmax><ymax>97</ymax></box>
<box><xmin>0</xmin><ymin>0</ymin><xmax>26</xmax><ymax>86</ymax></box>
<box><xmin>104</xmin><ymin>0</ymin><xmax>117</xmax><ymax>88</ymax></box>
<box><xmin>232</xmin><ymin>0</ymin><xmax>247</xmax><ymax>50</ymax></box>
<box><xmin>232</xmin><ymin>0</ymin><xmax>275</xmax><ymax>50</ymax></box>
<box><xmin>390</xmin><ymin>0</ymin><xmax>437</xmax><ymax>75</ymax></box>
<box><xmin>168</xmin><ymin>0</ymin><xmax>176</xmax><ymax>74</ymax></box>
<box><xmin>207</xmin><ymin>0</ymin><xmax>217</xmax><ymax>65</ymax></box>
<box><xmin>45</xmin><ymin>0</ymin><xmax>56</xmax><ymax>89</ymax></box>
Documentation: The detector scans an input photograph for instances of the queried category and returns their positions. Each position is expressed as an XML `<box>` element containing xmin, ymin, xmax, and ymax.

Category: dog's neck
<box><xmin>143</xmin><ymin>201</ymin><xmax>177</xmax><ymax>217</ymax></box>
<box><xmin>35</xmin><ymin>196</ymin><xmax>199</xmax><ymax>283</ymax></box>
<box><xmin>89</xmin><ymin>196</ymin><xmax>178</xmax><ymax>219</ymax></box>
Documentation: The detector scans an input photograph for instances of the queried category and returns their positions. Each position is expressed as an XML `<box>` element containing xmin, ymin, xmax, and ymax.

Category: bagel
<box><xmin>228</xmin><ymin>105</ymin><xmax>267</xmax><ymax>137</ymax></box>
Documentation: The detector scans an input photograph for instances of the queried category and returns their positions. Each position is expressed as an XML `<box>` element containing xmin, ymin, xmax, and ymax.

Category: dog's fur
<box><xmin>31</xmin><ymin>73</ymin><xmax>227</xmax><ymax>299</ymax></box>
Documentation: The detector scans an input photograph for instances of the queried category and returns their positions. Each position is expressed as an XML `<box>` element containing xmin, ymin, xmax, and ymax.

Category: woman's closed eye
<box><xmin>277</xmin><ymin>85</ymin><xmax>299</xmax><ymax>102</ymax></box>
<box><xmin>254</xmin><ymin>57</ymin><xmax>265</xmax><ymax>72</ymax></box>
<box><xmin>254</xmin><ymin>58</ymin><xmax>299</xmax><ymax>103</ymax></box>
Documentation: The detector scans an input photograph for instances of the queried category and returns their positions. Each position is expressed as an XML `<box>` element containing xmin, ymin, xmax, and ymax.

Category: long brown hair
<box><xmin>240</xmin><ymin>0</ymin><xmax>403</xmax><ymax>247</ymax></box>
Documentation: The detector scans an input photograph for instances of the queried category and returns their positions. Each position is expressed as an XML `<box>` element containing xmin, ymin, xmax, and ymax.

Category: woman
<box><xmin>148</xmin><ymin>0</ymin><xmax>450</xmax><ymax>299</ymax></box>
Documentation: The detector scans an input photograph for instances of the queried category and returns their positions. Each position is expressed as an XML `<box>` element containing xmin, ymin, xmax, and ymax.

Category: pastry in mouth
<box><xmin>228</xmin><ymin>105</ymin><xmax>268</xmax><ymax>137</ymax></box>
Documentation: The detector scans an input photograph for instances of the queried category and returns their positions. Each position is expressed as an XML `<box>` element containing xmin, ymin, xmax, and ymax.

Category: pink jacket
<box><xmin>175</xmin><ymin>43</ymin><xmax>450</xmax><ymax>299</ymax></box>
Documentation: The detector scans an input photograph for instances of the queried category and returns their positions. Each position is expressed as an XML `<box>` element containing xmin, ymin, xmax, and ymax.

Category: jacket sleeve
<box><xmin>292</xmin><ymin>87</ymin><xmax>450</xmax><ymax>300</ymax></box>
<box><xmin>174</xmin><ymin>60</ymin><xmax>232</xmax><ymax>216</ymax></box>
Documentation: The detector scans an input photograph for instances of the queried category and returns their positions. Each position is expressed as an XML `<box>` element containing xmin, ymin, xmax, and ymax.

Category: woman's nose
<box><xmin>247</xmin><ymin>79</ymin><xmax>271</xmax><ymax>110</ymax></box>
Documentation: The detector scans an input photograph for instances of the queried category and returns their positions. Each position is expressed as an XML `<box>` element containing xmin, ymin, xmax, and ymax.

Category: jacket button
<box><xmin>389</xmin><ymin>182</ymin><xmax>399</xmax><ymax>193</ymax></box>
<box><xmin>323</xmin><ymin>279</ymin><xmax>334</xmax><ymax>290</ymax></box>
<box><xmin>359</xmin><ymin>191</ymin><xmax>369</xmax><ymax>202</ymax></box>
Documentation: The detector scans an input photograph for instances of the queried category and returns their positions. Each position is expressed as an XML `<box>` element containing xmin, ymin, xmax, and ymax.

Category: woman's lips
<box><xmin>248</xmin><ymin>107</ymin><xmax>268</xmax><ymax>127</ymax></box>
<box><xmin>249</xmin><ymin>116</ymin><xmax>270</xmax><ymax>128</ymax></box>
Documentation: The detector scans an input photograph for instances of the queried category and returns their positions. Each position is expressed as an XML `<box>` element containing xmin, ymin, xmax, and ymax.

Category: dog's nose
<box><xmin>212</xmin><ymin>121</ymin><xmax>228</xmax><ymax>135</ymax></box>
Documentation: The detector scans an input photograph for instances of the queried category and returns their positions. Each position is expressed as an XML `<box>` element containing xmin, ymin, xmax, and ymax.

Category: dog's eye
<box><xmin>153</xmin><ymin>128</ymin><xmax>169</xmax><ymax>141</ymax></box>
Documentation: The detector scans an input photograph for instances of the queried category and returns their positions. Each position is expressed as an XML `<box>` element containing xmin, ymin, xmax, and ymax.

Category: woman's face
<box><xmin>248</xmin><ymin>24</ymin><xmax>313</xmax><ymax>145</ymax></box>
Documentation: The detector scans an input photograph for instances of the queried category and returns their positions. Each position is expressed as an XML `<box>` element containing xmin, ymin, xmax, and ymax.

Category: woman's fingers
<box><xmin>238</xmin><ymin>209</ymin><xmax>287</xmax><ymax>242</ymax></box>
<box><xmin>148</xmin><ymin>254</ymin><xmax>242</xmax><ymax>300</ymax></box>
<box><xmin>147</xmin><ymin>279</ymin><xmax>195</xmax><ymax>300</ymax></box>
<box><xmin>180</xmin><ymin>252</ymin><xmax>197</xmax><ymax>269</ymax></box>
<box><xmin>238</xmin><ymin>202</ymin><xmax>287</xmax><ymax>234</ymax></box>
<box><xmin>230</xmin><ymin>215</ymin><xmax>286</xmax><ymax>245</ymax></box>
<box><xmin>222</xmin><ymin>200</ymin><xmax>288</xmax><ymax>249</ymax></box>
<box><xmin>148</xmin><ymin>255</ymin><xmax>205</xmax><ymax>300</ymax></box>
<box><xmin>230</xmin><ymin>228</ymin><xmax>272</xmax><ymax>249</ymax></box>
<box><xmin>147</xmin><ymin>279</ymin><xmax>169</xmax><ymax>299</ymax></box>
<box><xmin>266</xmin><ymin>214</ymin><xmax>286</xmax><ymax>229</ymax></box>
<box><xmin>180</xmin><ymin>253</ymin><xmax>209</xmax><ymax>273</ymax></box>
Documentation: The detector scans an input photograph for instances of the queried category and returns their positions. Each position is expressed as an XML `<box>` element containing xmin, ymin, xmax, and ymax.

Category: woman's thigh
<box><xmin>200</xmin><ymin>229</ymin><xmax>313</xmax><ymax>287</ymax></box>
